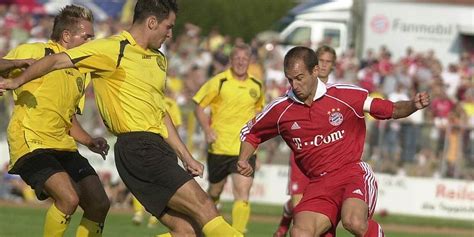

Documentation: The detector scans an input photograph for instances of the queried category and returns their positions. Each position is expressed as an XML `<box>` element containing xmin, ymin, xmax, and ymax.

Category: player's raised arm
<box><xmin>0</xmin><ymin>53</ymin><xmax>73</xmax><ymax>92</ymax></box>
<box><xmin>364</xmin><ymin>91</ymin><xmax>430</xmax><ymax>120</ymax></box>
<box><xmin>392</xmin><ymin>92</ymin><xmax>430</xmax><ymax>119</ymax></box>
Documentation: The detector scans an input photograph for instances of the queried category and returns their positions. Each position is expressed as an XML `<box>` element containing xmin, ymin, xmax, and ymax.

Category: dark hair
<box><xmin>133</xmin><ymin>0</ymin><xmax>178</xmax><ymax>24</ymax></box>
<box><xmin>50</xmin><ymin>5</ymin><xmax>94</xmax><ymax>42</ymax></box>
<box><xmin>315</xmin><ymin>45</ymin><xmax>337</xmax><ymax>62</ymax></box>
<box><xmin>284</xmin><ymin>46</ymin><xmax>318</xmax><ymax>73</ymax></box>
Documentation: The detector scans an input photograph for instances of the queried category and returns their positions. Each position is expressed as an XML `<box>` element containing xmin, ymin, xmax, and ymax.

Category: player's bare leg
<box><xmin>159</xmin><ymin>208</ymin><xmax>201</xmax><ymax>236</ymax></box>
<box><xmin>207</xmin><ymin>177</ymin><xmax>226</xmax><ymax>209</ymax></box>
<box><xmin>231</xmin><ymin>173</ymin><xmax>253</xmax><ymax>233</ymax></box>
<box><xmin>76</xmin><ymin>175</ymin><xmax>110</xmax><ymax>222</ymax></box>
<box><xmin>75</xmin><ymin>175</ymin><xmax>110</xmax><ymax>236</ymax></box>
<box><xmin>291</xmin><ymin>211</ymin><xmax>332</xmax><ymax>237</ymax></box>
<box><xmin>341</xmin><ymin>198</ymin><xmax>369</xmax><ymax>236</ymax></box>
<box><xmin>167</xmin><ymin>179</ymin><xmax>242</xmax><ymax>236</ymax></box>
<box><xmin>43</xmin><ymin>172</ymin><xmax>79</xmax><ymax>237</ymax></box>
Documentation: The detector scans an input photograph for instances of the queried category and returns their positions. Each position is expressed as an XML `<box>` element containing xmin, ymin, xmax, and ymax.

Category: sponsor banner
<box><xmin>376</xmin><ymin>173</ymin><xmax>474</xmax><ymax>220</ymax></box>
<box><xmin>364</xmin><ymin>2</ymin><xmax>473</xmax><ymax>66</ymax></box>
<box><xmin>194</xmin><ymin>163</ymin><xmax>290</xmax><ymax>205</ymax></box>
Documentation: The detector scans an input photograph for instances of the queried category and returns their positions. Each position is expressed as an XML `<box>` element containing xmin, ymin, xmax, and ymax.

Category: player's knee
<box><xmin>169</xmin><ymin>219</ymin><xmax>200</xmax><ymax>236</ymax></box>
<box><xmin>171</xmin><ymin>227</ymin><xmax>197</xmax><ymax>237</ymax></box>
<box><xmin>201</xmin><ymin>195</ymin><xmax>218</xmax><ymax>212</ymax></box>
<box><xmin>290</xmin><ymin>226</ymin><xmax>312</xmax><ymax>237</ymax></box>
<box><xmin>207</xmin><ymin>182</ymin><xmax>224</xmax><ymax>197</ymax></box>
<box><xmin>56</xmin><ymin>192</ymin><xmax>80</xmax><ymax>213</ymax></box>
<box><xmin>342</xmin><ymin>216</ymin><xmax>367</xmax><ymax>235</ymax></box>
<box><xmin>93</xmin><ymin>195</ymin><xmax>110</xmax><ymax>214</ymax></box>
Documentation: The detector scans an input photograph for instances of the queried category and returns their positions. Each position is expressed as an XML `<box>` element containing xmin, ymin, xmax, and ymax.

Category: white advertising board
<box><xmin>376</xmin><ymin>173</ymin><xmax>474</xmax><ymax>220</ymax></box>
<box><xmin>364</xmin><ymin>2</ymin><xmax>474</xmax><ymax>66</ymax></box>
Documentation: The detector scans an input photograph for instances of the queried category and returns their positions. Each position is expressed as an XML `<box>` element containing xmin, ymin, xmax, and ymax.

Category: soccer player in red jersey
<box><xmin>274</xmin><ymin>45</ymin><xmax>337</xmax><ymax>237</ymax></box>
<box><xmin>238</xmin><ymin>46</ymin><xmax>430</xmax><ymax>237</ymax></box>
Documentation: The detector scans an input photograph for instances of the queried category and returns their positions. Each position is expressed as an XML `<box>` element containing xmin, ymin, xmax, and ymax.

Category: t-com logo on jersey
<box><xmin>292</xmin><ymin>130</ymin><xmax>345</xmax><ymax>149</ymax></box>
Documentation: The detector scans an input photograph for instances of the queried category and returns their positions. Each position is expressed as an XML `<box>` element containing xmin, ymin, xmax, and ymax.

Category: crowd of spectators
<box><xmin>0</xmin><ymin>3</ymin><xmax>473</xmax><ymax>207</ymax></box>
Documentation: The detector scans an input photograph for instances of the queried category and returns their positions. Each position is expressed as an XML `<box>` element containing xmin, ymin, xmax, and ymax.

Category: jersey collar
<box><xmin>121</xmin><ymin>30</ymin><xmax>137</xmax><ymax>46</ymax></box>
<box><xmin>224</xmin><ymin>68</ymin><xmax>250</xmax><ymax>81</ymax></box>
<box><xmin>287</xmin><ymin>77</ymin><xmax>327</xmax><ymax>104</ymax></box>
<box><xmin>47</xmin><ymin>40</ymin><xmax>66</xmax><ymax>53</ymax></box>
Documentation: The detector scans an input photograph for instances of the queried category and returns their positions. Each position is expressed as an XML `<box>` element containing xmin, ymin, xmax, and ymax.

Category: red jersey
<box><xmin>241</xmin><ymin>80</ymin><xmax>393</xmax><ymax>179</ymax></box>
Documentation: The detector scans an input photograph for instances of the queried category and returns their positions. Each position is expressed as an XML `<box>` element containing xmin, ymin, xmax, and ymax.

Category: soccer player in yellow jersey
<box><xmin>193</xmin><ymin>43</ymin><xmax>265</xmax><ymax>234</ymax></box>
<box><xmin>2</xmin><ymin>5</ymin><xmax>110</xmax><ymax>237</ymax></box>
<box><xmin>131</xmin><ymin>95</ymin><xmax>182</xmax><ymax>227</ymax></box>
<box><xmin>0</xmin><ymin>1</ymin><xmax>242</xmax><ymax>236</ymax></box>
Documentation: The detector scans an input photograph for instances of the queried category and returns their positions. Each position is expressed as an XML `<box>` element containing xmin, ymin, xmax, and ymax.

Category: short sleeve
<box><xmin>65</xmin><ymin>39</ymin><xmax>117</xmax><ymax>77</ymax></box>
<box><xmin>192</xmin><ymin>78</ymin><xmax>219</xmax><ymax>107</ymax></box>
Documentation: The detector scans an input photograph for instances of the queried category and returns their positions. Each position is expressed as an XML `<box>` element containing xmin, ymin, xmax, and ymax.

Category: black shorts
<box><xmin>115</xmin><ymin>132</ymin><xmax>192</xmax><ymax>218</ymax></box>
<box><xmin>9</xmin><ymin>149</ymin><xmax>97</xmax><ymax>200</ymax></box>
<box><xmin>207</xmin><ymin>153</ymin><xmax>257</xmax><ymax>183</ymax></box>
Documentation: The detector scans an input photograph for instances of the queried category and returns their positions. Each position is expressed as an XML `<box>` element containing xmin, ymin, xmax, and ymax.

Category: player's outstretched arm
<box><xmin>0</xmin><ymin>53</ymin><xmax>73</xmax><ymax>93</ymax></box>
<box><xmin>163</xmin><ymin>111</ymin><xmax>204</xmax><ymax>178</ymax></box>
<box><xmin>392</xmin><ymin>92</ymin><xmax>430</xmax><ymax>119</ymax></box>
<box><xmin>237</xmin><ymin>141</ymin><xmax>257</xmax><ymax>177</ymax></box>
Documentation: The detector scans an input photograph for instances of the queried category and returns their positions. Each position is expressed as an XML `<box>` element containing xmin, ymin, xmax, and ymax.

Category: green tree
<box><xmin>175</xmin><ymin>0</ymin><xmax>297</xmax><ymax>41</ymax></box>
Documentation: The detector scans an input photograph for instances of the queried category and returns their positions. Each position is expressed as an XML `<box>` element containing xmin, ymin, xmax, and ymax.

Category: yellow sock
<box><xmin>202</xmin><ymin>216</ymin><xmax>243</xmax><ymax>237</ymax></box>
<box><xmin>76</xmin><ymin>217</ymin><xmax>104</xmax><ymax>237</ymax></box>
<box><xmin>156</xmin><ymin>233</ymin><xmax>171</xmax><ymax>237</ymax></box>
<box><xmin>132</xmin><ymin>196</ymin><xmax>144</xmax><ymax>213</ymax></box>
<box><xmin>148</xmin><ymin>216</ymin><xmax>159</xmax><ymax>228</ymax></box>
<box><xmin>232</xmin><ymin>200</ymin><xmax>250</xmax><ymax>233</ymax></box>
<box><xmin>43</xmin><ymin>203</ymin><xmax>71</xmax><ymax>237</ymax></box>
<box><xmin>22</xmin><ymin>186</ymin><xmax>36</xmax><ymax>202</ymax></box>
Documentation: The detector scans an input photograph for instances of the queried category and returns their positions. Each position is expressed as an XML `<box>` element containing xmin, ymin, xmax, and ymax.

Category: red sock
<box><xmin>364</xmin><ymin>219</ymin><xmax>384</xmax><ymax>237</ymax></box>
<box><xmin>275</xmin><ymin>199</ymin><xmax>293</xmax><ymax>235</ymax></box>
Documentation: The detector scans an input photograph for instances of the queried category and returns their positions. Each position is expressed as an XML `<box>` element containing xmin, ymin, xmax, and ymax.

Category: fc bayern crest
<box><xmin>328</xmin><ymin>108</ymin><xmax>343</xmax><ymax>126</ymax></box>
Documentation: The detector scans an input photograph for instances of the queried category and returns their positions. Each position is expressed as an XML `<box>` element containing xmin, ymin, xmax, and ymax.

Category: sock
<box><xmin>76</xmin><ymin>217</ymin><xmax>104</xmax><ymax>237</ymax></box>
<box><xmin>156</xmin><ymin>233</ymin><xmax>172</xmax><ymax>237</ymax></box>
<box><xmin>132</xmin><ymin>196</ymin><xmax>144</xmax><ymax>224</ymax></box>
<box><xmin>22</xmin><ymin>186</ymin><xmax>36</xmax><ymax>202</ymax></box>
<box><xmin>231</xmin><ymin>200</ymin><xmax>250</xmax><ymax>233</ymax></box>
<box><xmin>43</xmin><ymin>203</ymin><xmax>71</xmax><ymax>237</ymax></box>
<box><xmin>202</xmin><ymin>216</ymin><xmax>243</xmax><ymax>237</ymax></box>
<box><xmin>132</xmin><ymin>196</ymin><xmax>144</xmax><ymax>214</ymax></box>
<box><xmin>364</xmin><ymin>219</ymin><xmax>384</xmax><ymax>237</ymax></box>
<box><xmin>148</xmin><ymin>216</ymin><xmax>159</xmax><ymax>228</ymax></box>
<box><xmin>275</xmin><ymin>199</ymin><xmax>293</xmax><ymax>234</ymax></box>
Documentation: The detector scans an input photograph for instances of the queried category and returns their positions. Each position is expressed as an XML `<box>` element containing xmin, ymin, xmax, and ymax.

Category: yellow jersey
<box><xmin>4</xmin><ymin>41</ymin><xmax>88</xmax><ymax>170</ymax></box>
<box><xmin>193</xmin><ymin>69</ymin><xmax>264</xmax><ymax>155</ymax></box>
<box><xmin>65</xmin><ymin>31</ymin><xmax>169</xmax><ymax>137</ymax></box>
<box><xmin>164</xmin><ymin>96</ymin><xmax>182</xmax><ymax>127</ymax></box>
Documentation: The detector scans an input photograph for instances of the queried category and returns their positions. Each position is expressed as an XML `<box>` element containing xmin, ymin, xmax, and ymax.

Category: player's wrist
<box><xmin>84</xmin><ymin>136</ymin><xmax>95</xmax><ymax>148</ymax></box>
